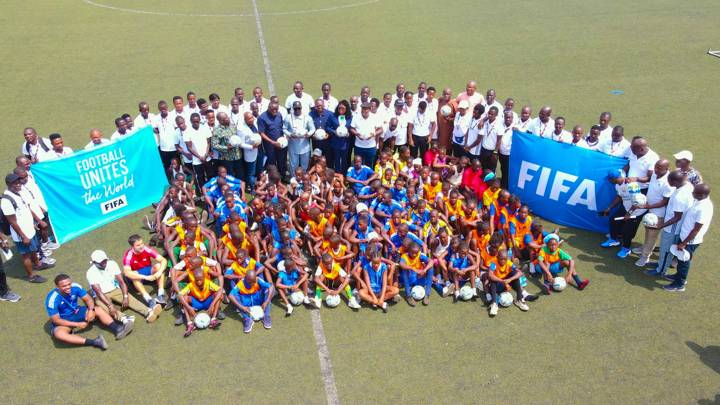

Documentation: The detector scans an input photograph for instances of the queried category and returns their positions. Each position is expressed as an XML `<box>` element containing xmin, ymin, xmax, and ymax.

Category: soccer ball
<box><xmin>440</xmin><ymin>105</ymin><xmax>452</xmax><ymax>117</ymax></box>
<box><xmin>194</xmin><ymin>312</ymin><xmax>211</xmax><ymax>329</ymax></box>
<box><xmin>643</xmin><ymin>213</ymin><xmax>659</xmax><ymax>227</ymax></box>
<box><xmin>459</xmin><ymin>285</ymin><xmax>474</xmax><ymax>301</ymax></box>
<box><xmin>336</xmin><ymin>125</ymin><xmax>349</xmax><ymax>138</ymax></box>
<box><xmin>247</xmin><ymin>132</ymin><xmax>262</xmax><ymax>146</ymax></box>
<box><xmin>626</xmin><ymin>182</ymin><xmax>641</xmax><ymax>194</ymax></box>
<box><xmin>325</xmin><ymin>294</ymin><xmax>341</xmax><ymax>308</ymax></box>
<box><xmin>313</xmin><ymin>128</ymin><xmax>328</xmax><ymax>141</ymax></box>
<box><xmin>249</xmin><ymin>305</ymin><xmax>265</xmax><ymax>321</ymax></box>
<box><xmin>410</xmin><ymin>285</ymin><xmax>426</xmax><ymax>301</ymax></box>
<box><xmin>552</xmin><ymin>277</ymin><xmax>567</xmax><ymax>291</ymax></box>
<box><xmin>229</xmin><ymin>134</ymin><xmax>242</xmax><ymax>147</ymax></box>
<box><xmin>498</xmin><ymin>292</ymin><xmax>513</xmax><ymax>307</ymax></box>
<box><xmin>276</xmin><ymin>136</ymin><xmax>288</xmax><ymax>148</ymax></box>
<box><xmin>289</xmin><ymin>291</ymin><xmax>304</xmax><ymax>306</ymax></box>
<box><xmin>631</xmin><ymin>193</ymin><xmax>647</xmax><ymax>206</ymax></box>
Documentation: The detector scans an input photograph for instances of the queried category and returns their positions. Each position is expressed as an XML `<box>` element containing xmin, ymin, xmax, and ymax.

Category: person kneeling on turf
<box><xmin>487</xmin><ymin>250</ymin><xmax>529</xmax><ymax>316</ymax></box>
<box><xmin>178</xmin><ymin>265</ymin><xmax>223</xmax><ymax>337</ymax></box>
<box><xmin>229</xmin><ymin>270</ymin><xmax>274</xmax><ymax>333</ymax></box>
<box><xmin>275</xmin><ymin>258</ymin><xmax>310</xmax><ymax>316</ymax></box>
<box><xmin>357</xmin><ymin>250</ymin><xmax>399</xmax><ymax>312</ymax></box>
<box><xmin>45</xmin><ymin>274</ymin><xmax>134</xmax><ymax>350</ymax></box>
<box><xmin>313</xmin><ymin>253</ymin><xmax>361</xmax><ymax>310</ymax></box>
<box><xmin>537</xmin><ymin>234</ymin><xmax>589</xmax><ymax>294</ymax></box>
<box><xmin>399</xmin><ymin>242</ymin><xmax>434</xmax><ymax>307</ymax></box>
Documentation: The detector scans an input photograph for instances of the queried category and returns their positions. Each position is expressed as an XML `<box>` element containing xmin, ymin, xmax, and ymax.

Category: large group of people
<box><xmin>0</xmin><ymin>80</ymin><xmax>713</xmax><ymax>350</ymax></box>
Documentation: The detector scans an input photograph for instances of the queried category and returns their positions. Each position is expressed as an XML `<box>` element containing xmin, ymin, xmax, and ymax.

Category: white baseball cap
<box><xmin>670</xmin><ymin>244</ymin><xmax>691</xmax><ymax>261</ymax></box>
<box><xmin>312</xmin><ymin>148</ymin><xmax>323</xmax><ymax>157</ymax></box>
<box><xmin>458</xmin><ymin>100</ymin><xmax>469</xmax><ymax>109</ymax></box>
<box><xmin>90</xmin><ymin>250</ymin><xmax>108</xmax><ymax>263</ymax></box>
<box><xmin>673</xmin><ymin>150</ymin><xmax>693</xmax><ymax>162</ymax></box>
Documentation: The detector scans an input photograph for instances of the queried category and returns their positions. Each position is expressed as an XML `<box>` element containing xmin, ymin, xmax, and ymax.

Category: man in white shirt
<box><xmin>133</xmin><ymin>102</ymin><xmax>155</xmax><ymax>131</ymax></box>
<box><xmin>86</xmin><ymin>250</ymin><xmax>162</xmax><ymax>323</ymax></box>
<box><xmin>209</xmin><ymin>93</ymin><xmax>230</xmax><ymax>117</ymax></box>
<box><xmin>483</xmin><ymin>89</ymin><xmax>504</xmax><ymax>118</ymax></box>
<box><xmin>498</xmin><ymin>111</ymin><xmax>515</xmax><ymax>189</ymax></box>
<box><xmin>645</xmin><ymin>170</ymin><xmax>694</xmax><ymax>276</ymax></box>
<box><xmin>2</xmin><ymin>173</ymin><xmax>47</xmax><ymax>283</ymax></box>
<box><xmin>634</xmin><ymin>159</ymin><xmax>672</xmax><ymax>266</ymax></box>
<box><xmin>464</xmin><ymin>104</ymin><xmax>484</xmax><ymax>160</ymax></box>
<box><xmin>599</xmin><ymin>126</ymin><xmax>630</xmax><ymax>158</ymax></box>
<box><xmin>579</xmin><ymin>125</ymin><xmax>602</xmax><ymax>151</ymax></box>
<box><xmin>20</xmin><ymin>127</ymin><xmax>51</xmax><ymax>163</ymax></box>
<box><xmin>479</xmin><ymin>106</ymin><xmax>502</xmax><ymax>171</ymax></box>
<box><xmin>238</xmin><ymin>112</ymin><xmax>262</xmax><ymax>189</ymax></box>
<box><xmin>228</xmin><ymin>97</ymin><xmax>245</xmax><ymax>130</ymax></box>
<box><xmin>403</xmin><ymin>92</ymin><xmax>416</xmax><ymax>116</ymax></box>
<box><xmin>528</xmin><ymin>106</ymin><xmax>555</xmax><ymax>138</ymax></box>
<box><xmin>662</xmin><ymin>183</ymin><xmax>712</xmax><ymax>291</ymax></box>
<box><xmin>110</xmin><ymin>117</ymin><xmax>130</xmax><ymax>141</ymax></box>
<box><xmin>503</xmin><ymin>98</ymin><xmax>518</xmax><ymax>124</ymax></box>
<box><xmin>451</xmin><ymin>100</ymin><xmax>472</xmax><ymax>157</ymax></box>
<box><xmin>153</xmin><ymin>100</ymin><xmax>180</xmax><ymax>170</ymax></box>
<box><xmin>14</xmin><ymin>167</ymin><xmax>56</xmax><ymax>263</ymax></box>
<box><xmin>183</xmin><ymin>113</ymin><xmax>213</xmax><ymax>189</ymax></box>
<box><xmin>175</xmin><ymin>117</ymin><xmax>194</xmax><ymax>173</ymax></box>
<box><xmin>514</xmin><ymin>106</ymin><xmax>533</xmax><ymax>133</ymax></box>
<box><xmin>624</xmin><ymin>136</ymin><xmax>659</xmax><ymax>190</ymax></box>
<box><xmin>320</xmin><ymin>82</ymin><xmax>339</xmax><ymax>113</ymax></box>
<box><xmin>359</xmin><ymin>86</ymin><xmax>371</xmax><ymax>106</ymax></box>
<box><xmin>168</xmin><ymin>95</ymin><xmax>189</xmax><ymax>128</ymax></box>
<box><xmin>598</xmin><ymin>112</ymin><xmax>613</xmax><ymax>142</ymax></box>
<box><xmin>549</xmin><ymin>117</ymin><xmax>572</xmax><ymax>142</ymax></box>
<box><xmin>377</xmin><ymin>93</ymin><xmax>394</xmax><ymax>128</ymax></box>
<box><xmin>567</xmin><ymin>125</ymin><xmax>585</xmax><ymax>146</ymax></box>
<box><xmin>425</xmin><ymin>87</ymin><xmax>439</xmax><ymax>138</ymax></box>
<box><xmin>185</xmin><ymin>91</ymin><xmax>200</xmax><ymax>115</ymax></box>
<box><xmin>252</xmin><ymin>87</ymin><xmax>270</xmax><ymax>114</ymax></box>
<box><xmin>455</xmin><ymin>81</ymin><xmax>484</xmax><ymax>111</ymax></box>
<box><xmin>407</xmin><ymin>101</ymin><xmax>436</xmax><ymax>159</ymax></box>
<box><xmin>229</xmin><ymin>88</ymin><xmax>251</xmax><ymax>115</ymax></box>
<box><xmin>284</xmin><ymin>101</ymin><xmax>316</xmax><ymax>173</ymax></box>
<box><xmin>390</xmin><ymin>83</ymin><xmax>406</xmax><ymax>106</ymax></box>
<box><xmin>350</xmin><ymin>96</ymin><xmax>361</xmax><ymax>117</ymax></box>
<box><xmin>351</xmin><ymin>103</ymin><xmax>382</xmax><ymax>167</ymax></box>
<box><xmin>388</xmin><ymin>100</ymin><xmax>409</xmax><ymax>149</ymax></box>
<box><xmin>38</xmin><ymin>133</ymin><xmax>73</xmax><ymax>161</ymax></box>
<box><xmin>84</xmin><ymin>128</ymin><xmax>111</xmax><ymax>150</ymax></box>
<box><xmin>284</xmin><ymin>81</ymin><xmax>314</xmax><ymax>115</ymax></box>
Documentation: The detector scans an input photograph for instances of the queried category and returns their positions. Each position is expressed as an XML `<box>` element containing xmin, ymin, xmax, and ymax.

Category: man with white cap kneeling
<box><xmin>86</xmin><ymin>250</ymin><xmax>163</xmax><ymax>323</ymax></box>
<box><xmin>673</xmin><ymin>150</ymin><xmax>703</xmax><ymax>186</ymax></box>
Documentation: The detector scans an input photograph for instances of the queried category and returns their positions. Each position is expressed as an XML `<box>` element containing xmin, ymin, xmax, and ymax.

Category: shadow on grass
<box><xmin>687</xmin><ymin>341</ymin><xmax>720</xmax><ymax>375</ymax></box>
<box><xmin>697</xmin><ymin>394</ymin><xmax>720</xmax><ymax>405</ymax></box>
<box><xmin>43</xmin><ymin>320</ymin><xmax>105</xmax><ymax>350</ymax></box>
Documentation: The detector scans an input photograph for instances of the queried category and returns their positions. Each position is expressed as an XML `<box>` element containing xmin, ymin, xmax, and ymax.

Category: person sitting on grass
<box><xmin>487</xmin><ymin>250</ymin><xmax>529</xmax><ymax>317</ymax></box>
<box><xmin>537</xmin><ymin>234</ymin><xmax>589</xmax><ymax>294</ymax></box>
<box><xmin>122</xmin><ymin>234</ymin><xmax>168</xmax><ymax>306</ymax></box>
<box><xmin>447</xmin><ymin>241</ymin><xmax>478</xmax><ymax>300</ymax></box>
<box><xmin>313</xmin><ymin>253</ymin><xmax>361</xmax><ymax>310</ymax></box>
<box><xmin>178</xmin><ymin>264</ymin><xmax>223</xmax><ymax>337</ymax></box>
<box><xmin>228</xmin><ymin>269</ymin><xmax>275</xmax><ymax>333</ymax></box>
<box><xmin>275</xmin><ymin>258</ymin><xmax>310</xmax><ymax>315</ymax></box>
<box><xmin>45</xmin><ymin>274</ymin><xmax>134</xmax><ymax>350</ymax></box>
<box><xmin>399</xmin><ymin>242</ymin><xmax>434</xmax><ymax>307</ymax></box>
<box><xmin>356</xmin><ymin>250</ymin><xmax>399</xmax><ymax>312</ymax></box>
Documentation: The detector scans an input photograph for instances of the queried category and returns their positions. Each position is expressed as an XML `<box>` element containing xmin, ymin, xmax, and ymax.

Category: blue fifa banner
<box><xmin>509</xmin><ymin>130</ymin><xmax>626</xmax><ymax>233</ymax></box>
<box><xmin>32</xmin><ymin>126</ymin><xmax>167</xmax><ymax>244</ymax></box>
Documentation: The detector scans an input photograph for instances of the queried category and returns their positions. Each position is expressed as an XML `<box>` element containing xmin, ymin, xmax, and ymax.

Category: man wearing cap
<box><xmin>284</xmin><ymin>101</ymin><xmax>316</xmax><ymax>173</ymax></box>
<box><xmin>645</xmin><ymin>170</ymin><xmax>694</xmax><ymax>276</ymax></box>
<box><xmin>284</xmin><ymin>81</ymin><xmax>314</xmax><ymax>115</ymax></box>
<box><xmin>624</xmin><ymin>136</ymin><xmax>659</xmax><ymax>192</ymax></box>
<box><xmin>662</xmin><ymin>183</ymin><xmax>713</xmax><ymax>292</ymax></box>
<box><xmin>451</xmin><ymin>100</ymin><xmax>472</xmax><ymax>157</ymax></box>
<box><xmin>309</xmin><ymin>98</ymin><xmax>333</xmax><ymax>159</ymax></box>
<box><xmin>351</xmin><ymin>103</ymin><xmax>382</xmax><ymax>167</ymax></box>
<box><xmin>86</xmin><ymin>250</ymin><xmax>162</xmax><ymax>323</ymax></box>
<box><xmin>528</xmin><ymin>106</ymin><xmax>555</xmax><ymax>139</ymax></box>
<box><xmin>674</xmin><ymin>150</ymin><xmax>703</xmax><ymax>186</ymax></box>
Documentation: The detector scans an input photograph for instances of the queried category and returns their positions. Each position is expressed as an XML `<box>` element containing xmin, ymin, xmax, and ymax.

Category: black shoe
<box><xmin>524</xmin><ymin>294</ymin><xmax>539</xmax><ymax>302</ymax></box>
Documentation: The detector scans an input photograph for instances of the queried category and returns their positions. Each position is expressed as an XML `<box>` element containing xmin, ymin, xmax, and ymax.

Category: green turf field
<box><xmin>1</xmin><ymin>0</ymin><xmax>719</xmax><ymax>403</ymax></box>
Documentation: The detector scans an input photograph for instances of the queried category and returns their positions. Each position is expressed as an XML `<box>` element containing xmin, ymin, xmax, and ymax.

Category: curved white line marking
<box><xmin>82</xmin><ymin>0</ymin><xmax>380</xmax><ymax>17</ymax></box>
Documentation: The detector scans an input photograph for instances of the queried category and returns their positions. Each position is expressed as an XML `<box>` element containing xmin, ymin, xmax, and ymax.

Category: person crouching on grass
<box><xmin>45</xmin><ymin>274</ymin><xmax>134</xmax><ymax>350</ymax></box>
<box><xmin>356</xmin><ymin>250</ymin><xmax>399</xmax><ymax>312</ymax></box>
<box><xmin>178</xmin><ymin>265</ymin><xmax>223</xmax><ymax>337</ymax></box>
<box><xmin>537</xmin><ymin>234</ymin><xmax>589</xmax><ymax>294</ymax></box>
<box><xmin>275</xmin><ymin>258</ymin><xmax>310</xmax><ymax>315</ymax></box>
<box><xmin>487</xmin><ymin>250</ymin><xmax>528</xmax><ymax>317</ymax></box>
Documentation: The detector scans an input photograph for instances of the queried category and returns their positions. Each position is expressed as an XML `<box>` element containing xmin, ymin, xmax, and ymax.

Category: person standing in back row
<box><xmin>259</xmin><ymin>102</ymin><xmax>287</xmax><ymax>178</ymax></box>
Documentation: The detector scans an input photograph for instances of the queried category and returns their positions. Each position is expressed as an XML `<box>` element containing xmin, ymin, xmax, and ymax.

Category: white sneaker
<box><xmin>472</xmin><ymin>289</ymin><xmax>478</xmax><ymax>297</ymax></box>
<box><xmin>441</xmin><ymin>286</ymin><xmax>449</xmax><ymax>297</ymax></box>
<box><xmin>286</xmin><ymin>304</ymin><xmax>294</xmax><ymax>315</ymax></box>
<box><xmin>303</xmin><ymin>296</ymin><xmax>310</xmax><ymax>305</ymax></box>
<box><xmin>453</xmin><ymin>290</ymin><xmax>460</xmax><ymax>299</ymax></box>
<box><xmin>489</xmin><ymin>302</ymin><xmax>498</xmax><ymax>317</ymax></box>
<box><xmin>514</xmin><ymin>299</ymin><xmax>529</xmax><ymax>312</ymax></box>
<box><xmin>121</xmin><ymin>315</ymin><xmax>136</xmax><ymax>323</ymax></box>
<box><xmin>41</xmin><ymin>248</ymin><xmax>53</xmax><ymax>257</ymax></box>
<box><xmin>635</xmin><ymin>256</ymin><xmax>649</xmax><ymax>267</ymax></box>
<box><xmin>381</xmin><ymin>302</ymin><xmax>388</xmax><ymax>312</ymax></box>
<box><xmin>313</xmin><ymin>297</ymin><xmax>322</xmax><ymax>309</ymax></box>
<box><xmin>41</xmin><ymin>256</ymin><xmax>56</xmax><ymax>265</ymax></box>
<box><xmin>529</xmin><ymin>263</ymin><xmax>536</xmax><ymax>274</ymax></box>
<box><xmin>43</xmin><ymin>241</ymin><xmax>60</xmax><ymax>250</ymax></box>
<box><xmin>348</xmin><ymin>296</ymin><xmax>361</xmax><ymax>309</ymax></box>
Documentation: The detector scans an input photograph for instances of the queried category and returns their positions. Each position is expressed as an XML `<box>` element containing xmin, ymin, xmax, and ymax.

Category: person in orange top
<box><xmin>326</xmin><ymin>233</ymin><xmax>356</xmax><ymax>278</ymax></box>
<box><xmin>423</xmin><ymin>171</ymin><xmax>443</xmax><ymax>206</ymax></box>
<box><xmin>537</xmin><ymin>234</ymin><xmax>589</xmax><ymax>295</ymax></box>
<box><xmin>219</xmin><ymin>224</ymin><xmax>257</xmax><ymax>268</ymax></box>
<box><xmin>304</xmin><ymin>207</ymin><xmax>328</xmax><ymax>253</ymax></box>
<box><xmin>487</xmin><ymin>250</ymin><xmax>529</xmax><ymax>317</ymax></box>
<box><xmin>458</xmin><ymin>197</ymin><xmax>481</xmax><ymax>236</ymax></box>
<box><xmin>177</xmin><ymin>259</ymin><xmax>224</xmax><ymax>336</ymax></box>
<box><xmin>313</xmin><ymin>253</ymin><xmax>361</xmax><ymax>310</ymax></box>
<box><xmin>442</xmin><ymin>189</ymin><xmax>464</xmax><ymax>227</ymax></box>
<box><xmin>507</xmin><ymin>205</ymin><xmax>533</xmax><ymax>258</ymax></box>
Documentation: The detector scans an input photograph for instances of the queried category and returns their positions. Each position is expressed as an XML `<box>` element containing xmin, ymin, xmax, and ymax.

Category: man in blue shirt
<box><xmin>228</xmin><ymin>270</ymin><xmax>275</xmax><ymax>334</ymax></box>
<box><xmin>346</xmin><ymin>155</ymin><xmax>377</xmax><ymax>195</ymax></box>
<box><xmin>45</xmin><ymin>274</ymin><xmax>133</xmax><ymax>350</ymax></box>
<box><xmin>309</xmin><ymin>98</ymin><xmax>333</xmax><ymax>159</ymax></box>
<box><xmin>258</xmin><ymin>102</ymin><xmax>287</xmax><ymax>177</ymax></box>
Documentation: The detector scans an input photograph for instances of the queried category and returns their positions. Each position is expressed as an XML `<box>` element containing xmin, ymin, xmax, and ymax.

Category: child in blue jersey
<box><xmin>45</xmin><ymin>274</ymin><xmax>133</xmax><ymax>350</ymax></box>
<box><xmin>275</xmin><ymin>258</ymin><xmax>310</xmax><ymax>315</ymax></box>
<box><xmin>399</xmin><ymin>243</ymin><xmax>435</xmax><ymax>307</ymax></box>
<box><xmin>374</xmin><ymin>191</ymin><xmax>404</xmax><ymax>224</ymax></box>
<box><xmin>228</xmin><ymin>270</ymin><xmax>275</xmax><ymax>333</ymax></box>
<box><xmin>346</xmin><ymin>155</ymin><xmax>377</xmax><ymax>194</ymax></box>
<box><xmin>356</xmin><ymin>251</ymin><xmax>400</xmax><ymax>312</ymax></box>
<box><xmin>447</xmin><ymin>241</ymin><xmax>478</xmax><ymax>300</ymax></box>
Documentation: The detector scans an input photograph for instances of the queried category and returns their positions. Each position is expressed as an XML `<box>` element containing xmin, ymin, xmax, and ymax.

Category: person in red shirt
<box><xmin>461</xmin><ymin>159</ymin><xmax>488</xmax><ymax>200</ymax></box>
<box><xmin>122</xmin><ymin>234</ymin><xmax>168</xmax><ymax>307</ymax></box>
<box><xmin>423</xmin><ymin>141</ymin><xmax>440</xmax><ymax>167</ymax></box>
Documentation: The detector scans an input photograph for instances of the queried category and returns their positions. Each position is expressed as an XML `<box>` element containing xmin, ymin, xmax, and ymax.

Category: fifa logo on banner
<box><xmin>100</xmin><ymin>195</ymin><xmax>127</xmax><ymax>214</ymax></box>
<box><xmin>517</xmin><ymin>161</ymin><xmax>597</xmax><ymax>210</ymax></box>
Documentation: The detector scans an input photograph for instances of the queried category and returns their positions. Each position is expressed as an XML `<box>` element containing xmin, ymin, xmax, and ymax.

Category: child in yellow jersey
<box><xmin>443</xmin><ymin>189</ymin><xmax>464</xmax><ymax>226</ymax></box>
<box><xmin>537</xmin><ymin>234</ymin><xmax>589</xmax><ymax>294</ymax></box>
<box><xmin>313</xmin><ymin>254</ymin><xmax>361</xmax><ymax>310</ymax></box>
<box><xmin>177</xmin><ymin>262</ymin><xmax>224</xmax><ymax>336</ymax></box>
<box><xmin>487</xmin><ymin>250</ymin><xmax>528</xmax><ymax>316</ymax></box>
<box><xmin>381</xmin><ymin>167</ymin><xmax>396</xmax><ymax>188</ymax></box>
<box><xmin>459</xmin><ymin>197</ymin><xmax>481</xmax><ymax>236</ymax></box>
<box><xmin>507</xmin><ymin>205</ymin><xmax>532</xmax><ymax>258</ymax></box>
<box><xmin>225</xmin><ymin>248</ymin><xmax>269</xmax><ymax>288</ymax></box>
<box><xmin>399</xmin><ymin>243</ymin><xmax>435</xmax><ymax>307</ymax></box>
<box><xmin>423</xmin><ymin>171</ymin><xmax>443</xmax><ymax>207</ymax></box>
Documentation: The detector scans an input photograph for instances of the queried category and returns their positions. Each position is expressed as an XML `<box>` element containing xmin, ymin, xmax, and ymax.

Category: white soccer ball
<box><xmin>552</xmin><ymin>277</ymin><xmax>567</xmax><ymax>291</ymax></box>
<box><xmin>229</xmin><ymin>134</ymin><xmax>242</xmax><ymax>147</ymax></box>
<box><xmin>336</xmin><ymin>126</ymin><xmax>349</xmax><ymax>138</ymax></box>
<box><xmin>410</xmin><ymin>285</ymin><xmax>426</xmax><ymax>301</ymax></box>
<box><xmin>289</xmin><ymin>291</ymin><xmax>305</xmax><ymax>306</ymax></box>
<box><xmin>276</xmin><ymin>136</ymin><xmax>288</xmax><ymax>148</ymax></box>
<box><xmin>643</xmin><ymin>213</ymin><xmax>659</xmax><ymax>227</ymax></box>
<box><xmin>325</xmin><ymin>294</ymin><xmax>341</xmax><ymax>308</ymax></box>
<box><xmin>249</xmin><ymin>305</ymin><xmax>265</xmax><ymax>321</ymax></box>
<box><xmin>313</xmin><ymin>128</ymin><xmax>328</xmax><ymax>141</ymax></box>
<box><xmin>626</xmin><ymin>182</ymin><xmax>641</xmax><ymax>194</ymax></box>
<box><xmin>194</xmin><ymin>312</ymin><xmax>211</xmax><ymax>329</ymax></box>
<box><xmin>247</xmin><ymin>132</ymin><xmax>262</xmax><ymax>146</ymax></box>
<box><xmin>459</xmin><ymin>285</ymin><xmax>474</xmax><ymax>301</ymax></box>
<box><xmin>498</xmin><ymin>292</ymin><xmax>513</xmax><ymax>307</ymax></box>
<box><xmin>631</xmin><ymin>193</ymin><xmax>647</xmax><ymax>206</ymax></box>
<box><xmin>440</xmin><ymin>105</ymin><xmax>452</xmax><ymax>117</ymax></box>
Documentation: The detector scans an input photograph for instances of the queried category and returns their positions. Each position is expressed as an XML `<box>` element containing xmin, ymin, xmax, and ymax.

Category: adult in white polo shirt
<box><xmin>514</xmin><ymin>106</ymin><xmax>533</xmax><ymax>133</ymax></box>
<box><xmin>407</xmin><ymin>101</ymin><xmax>436</xmax><ymax>159</ymax></box>
<box><xmin>451</xmin><ymin>100</ymin><xmax>472</xmax><ymax>157</ymax></box>
<box><xmin>599</xmin><ymin>126</ymin><xmax>630</xmax><ymax>158</ymax></box>
<box><xmin>84</xmin><ymin>128</ymin><xmax>111</xmax><ymax>150</ymax></box>
<box><xmin>624</xmin><ymin>136</ymin><xmax>659</xmax><ymax>190</ymax></box>
<box><xmin>424</xmin><ymin>87</ymin><xmax>439</xmax><ymax>139</ymax></box>
<box><xmin>175</xmin><ymin>117</ymin><xmax>194</xmax><ymax>174</ymax></box>
<box><xmin>208</xmin><ymin>93</ymin><xmax>230</xmax><ymax>117</ymax></box>
<box><xmin>645</xmin><ymin>170</ymin><xmax>694</xmax><ymax>277</ymax></box>
<box><xmin>183</xmin><ymin>113</ymin><xmax>213</xmax><ymax>189</ymax></box>
<box><xmin>378</xmin><ymin>93</ymin><xmax>394</xmax><ymax>127</ymax></box>
<box><xmin>86</xmin><ymin>250</ymin><xmax>162</xmax><ymax>323</ymax></box>
<box><xmin>110</xmin><ymin>117</ymin><xmax>131</xmax><ymax>141</ymax></box>
<box><xmin>20</xmin><ymin>127</ymin><xmax>51</xmax><ymax>163</ymax></box>
<box><xmin>464</xmin><ymin>104</ymin><xmax>484</xmax><ymax>161</ymax></box>
<box><xmin>168</xmin><ymin>95</ymin><xmax>189</xmax><ymax>129</ymax></box>
<box><xmin>388</xmin><ymin>100</ymin><xmax>409</xmax><ymax>150</ymax></box>
<box><xmin>133</xmin><ymin>102</ymin><xmax>155</xmax><ymax>131</ymax></box>
<box><xmin>598</xmin><ymin>112</ymin><xmax>613</xmax><ymax>142</ymax></box>
<box><xmin>228</xmin><ymin>97</ymin><xmax>245</xmax><ymax>130</ymax></box>
<box><xmin>663</xmin><ymin>183</ymin><xmax>713</xmax><ymax>291</ymax></box>
<box><xmin>351</xmin><ymin>103</ymin><xmax>382</xmax><ymax>167</ymax></box>
<box><xmin>579</xmin><ymin>125</ymin><xmax>603</xmax><ymax>151</ymax></box>
<box><xmin>413</xmin><ymin>82</ymin><xmax>428</xmax><ymax>104</ymax></box>
<box><xmin>482</xmin><ymin>89</ymin><xmax>504</xmax><ymax>118</ymax></box>
<box><xmin>38</xmin><ymin>133</ymin><xmax>73</xmax><ymax>161</ymax></box>
<box><xmin>229</xmin><ymin>88</ymin><xmax>251</xmax><ymax>115</ymax></box>
<box><xmin>503</xmin><ymin>98</ymin><xmax>519</xmax><ymax>124</ymax></box>
<box><xmin>498</xmin><ymin>111</ymin><xmax>515</xmax><ymax>189</ymax></box>
<box><xmin>152</xmin><ymin>100</ymin><xmax>179</xmax><ymax>169</ymax></box>
<box><xmin>185</xmin><ymin>91</ymin><xmax>200</xmax><ymax>115</ymax></box>
<box><xmin>479</xmin><ymin>106</ymin><xmax>502</xmax><ymax>172</ymax></box>
<box><xmin>528</xmin><ymin>106</ymin><xmax>555</xmax><ymax>138</ymax></box>
<box><xmin>320</xmin><ymin>83</ymin><xmax>339</xmax><ymax>113</ymax></box>
<box><xmin>285</xmin><ymin>81</ymin><xmax>314</xmax><ymax>115</ymax></box>
<box><xmin>252</xmin><ymin>87</ymin><xmax>270</xmax><ymax>114</ymax></box>
<box><xmin>634</xmin><ymin>159</ymin><xmax>672</xmax><ymax>266</ymax></box>
<box><xmin>548</xmin><ymin>117</ymin><xmax>572</xmax><ymax>142</ymax></box>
